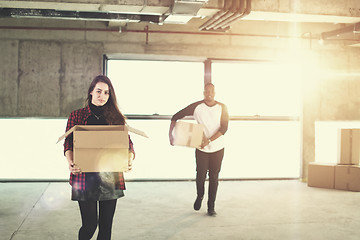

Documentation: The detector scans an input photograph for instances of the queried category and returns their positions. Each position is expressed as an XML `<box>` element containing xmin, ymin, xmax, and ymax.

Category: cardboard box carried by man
<box><xmin>172</xmin><ymin>121</ymin><xmax>204</xmax><ymax>148</ymax></box>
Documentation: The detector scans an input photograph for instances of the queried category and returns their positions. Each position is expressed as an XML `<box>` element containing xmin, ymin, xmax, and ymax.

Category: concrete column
<box><xmin>204</xmin><ymin>59</ymin><xmax>211</xmax><ymax>86</ymax></box>
<box><xmin>0</xmin><ymin>40</ymin><xmax>19</xmax><ymax>117</ymax></box>
<box><xmin>301</xmin><ymin>90</ymin><xmax>318</xmax><ymax>180</ymax></box>
<box><xmin>18</xmin><ymin>41</ymin><xmax>61</xmax><ymax>116</ymax></box>
<box><xmin>300</xmin><ymin>51</ymin><xmax>321</xmax><ymax>181</ymax></box>
<box><xmin>60</xmin><ymin>42</ymin><xmax>103</xmax><ymax>116</ymax></box>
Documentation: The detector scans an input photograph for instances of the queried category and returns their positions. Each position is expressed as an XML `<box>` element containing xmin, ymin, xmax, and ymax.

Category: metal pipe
<box><xmin>198</xmin><ymin>10</ymin><xmax>226</xmax><ymax>31</ymax></box>
<box><xmin>199</xmin><ymin>0</ymin><xmax>251</xmax><ymax>32</ymax></box>
<box><xmin>0</xmin><ymin>25</ymin><xmax>317</xmax><ymax>41</ymax></box>
<box><xmin>211</xmin><ymin>0</ymin><xmax>244</xmax><ymax>30</ymax></box>
<box><xmin>204</xmin><ymin>0</ymin><xmax>238</xmax><ymax>30</ymax></box>
<box><xmin>198</xmin><ymin>0</ymin><xmax>232</xmax><ymax>31</ymax></box>
<box><xmin>219</xmin><ymin>0</ymin><xmax>251</xmax><ymax>30</ymax></box>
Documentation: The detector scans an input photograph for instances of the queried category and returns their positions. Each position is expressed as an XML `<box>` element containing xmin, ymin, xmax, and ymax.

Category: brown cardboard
<box><xmin>337</xmin><ymin>129</ymin><xmax>360</xmax><ymax>165</ymax></box>
<box><xmin>307</xmin><ymin>162</ymin><xmax>336</xmax><ymax>189</ymax></box>
<box><xmin>351</xmin><ymin>130</ymin><xmax>360</xmax><ymax>165</ymax></box>
<box><xmin>57</xmin><ymin>125</ymin><xmax>148</xmax><ymax>143</ymax></box>
<box><xmin>173</xmin><ymin>121</ymin><xmax>204</xmax><ymax>148</ymax></box>
<box><xmin>335</xmin><ymin>165</ymin><xmax>360</xmax><ymax>192</ymax></box>
<box><xmin>57</xmin><ymin>125</ymin><xmax>147</xmax><ymax>172</ymax></box>
<box><xmin>75</xmin><ymin>148</ymin><xmax>129</xmax><ymax>172</ymax></box>
<box><xmin>349</xmin><ymin>166</ymin><xmax>360</xmax><ymax>191</ymax></box>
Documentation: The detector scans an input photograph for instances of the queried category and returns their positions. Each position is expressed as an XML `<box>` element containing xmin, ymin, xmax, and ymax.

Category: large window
<box><xmin>107</xmin><ymin>60</ymin><xmax>204</xmax><ymax>115</ymax></box>
<box><xmin>211</xmin><ymin>60</ymin><xmax>301</xmax><ymax>179</ymax></box>
<box><xmin>106</xmin><ymin>59</ymin><xmax>301</xmax><ymax>180</ymax></box>
<box><xmin>0</xmin><ymin>119</ymin><xmax>68</xmax><ymax>180</ymax></box>
<box><xmin>212</xmin><ymin>61</ymin><xmax>301</xmax><ymax>117</ymax></box>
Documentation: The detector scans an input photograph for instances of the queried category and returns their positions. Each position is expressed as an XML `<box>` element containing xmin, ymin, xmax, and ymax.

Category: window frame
<box><xmin>104</xmin><ymin>56</ymin><xmax>300</xmax><ymax>122</ymax></box>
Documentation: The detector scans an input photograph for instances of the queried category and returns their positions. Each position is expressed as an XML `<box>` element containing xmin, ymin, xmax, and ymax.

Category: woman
<box><xmin>63</xmin><ymin>75</ymin><xmax>135</xmax><ymax>240</ymax></box>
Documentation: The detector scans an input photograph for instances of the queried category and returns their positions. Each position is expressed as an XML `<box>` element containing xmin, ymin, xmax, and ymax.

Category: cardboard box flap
<box><xmin>75</xmin><ymin>125</ymin><xmax>126</xmax><ymax>131</ymax></box>
<box><xmin>127</xmin><ymin>125</ymin><xmax>148</xmax><ymax>138</ymax></box>
<box><xmin>57</xmin><ymin>124</ymin><xmax>147</xmax><ymax>144</ymax></box>
<box><xmin>56</xmin><ymin>125</ymin><xmax>79</xmax><ymax>144</ymax></box>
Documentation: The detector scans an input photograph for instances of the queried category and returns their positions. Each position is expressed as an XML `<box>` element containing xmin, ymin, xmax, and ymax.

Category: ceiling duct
<box><xmin>165</xmin><ymin>0</ymin><xmax>208</xmax><ymax>24</ymax></box>
<box><xmin>172</xmin><ymin>0</ymin><xmax>207</xmax><ymax>15</ymax></box>
<box><xmin>321</xmin><ymin>22</ymin><xmax>360</xmax><ymax>42</ymax></box>
<box><xmin>0</xmin><ymin>8</ymin><xmax>166</xmax><ymax>24</ymax></box>
<box><xmin>199</xmin><ymin>0</ymin><xmax>251</xmax><ymax>31</ymax></box>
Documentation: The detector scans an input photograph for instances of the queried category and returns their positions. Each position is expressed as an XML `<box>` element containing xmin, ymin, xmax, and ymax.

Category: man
<box><xmin>169</xmin><ymin>83</ymin><xmax>229</xmax><ymax>216</ymax></box>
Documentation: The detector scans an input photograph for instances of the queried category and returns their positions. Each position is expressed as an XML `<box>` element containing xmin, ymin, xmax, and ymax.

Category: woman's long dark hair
<box><xmin>86</xmin><ymin>75</ymin><xmax>126</xmax><ymax>125</ymax></box>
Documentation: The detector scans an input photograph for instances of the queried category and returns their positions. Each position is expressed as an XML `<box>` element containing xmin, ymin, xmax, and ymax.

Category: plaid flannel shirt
<box><xmin>64</xmin><ymin>105</ymin><xmax>134</xmax><ymax>191</ymax></box>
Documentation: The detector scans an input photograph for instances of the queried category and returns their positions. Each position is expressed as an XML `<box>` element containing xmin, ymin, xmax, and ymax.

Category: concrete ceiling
<box><xmin>1</xmin><ymin>0</ymin><xmax>360</xmax><ymax>23</ymax></box>
<box><xmin>1</xmin><ymin>0</ymin><xmax>360</xmax><ymax>44</ymax></box>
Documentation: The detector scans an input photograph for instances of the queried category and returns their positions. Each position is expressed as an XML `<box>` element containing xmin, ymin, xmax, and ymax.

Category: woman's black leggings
<box><xmin>78</xmin><ymin>199</ymin><xmax>117</xmax><ymax>240</ymax></box>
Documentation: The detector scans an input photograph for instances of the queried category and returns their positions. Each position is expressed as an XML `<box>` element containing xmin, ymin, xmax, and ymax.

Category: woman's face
<box><xmin>90</xmin><ymin>82</ymin><xmax>110</xmax><ymax>106</ymax></box>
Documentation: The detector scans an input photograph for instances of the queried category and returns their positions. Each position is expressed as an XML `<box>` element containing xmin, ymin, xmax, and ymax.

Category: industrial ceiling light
<box><xmin>164</xmin><ymin>0</ymin><xmax>208</xmax><ymax>24</ymax></box>
<box><xmin>0</xmin><ymin>7</ymin><xmax>166</xmax><ymax>24</ymax></box>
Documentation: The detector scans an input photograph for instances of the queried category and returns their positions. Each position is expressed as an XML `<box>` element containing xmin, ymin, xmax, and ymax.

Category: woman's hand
<box><xmin>126</xmin><ymin>150</ymin><xmax>135</xmax><ymax>172</ymax></box>
<box><xmin>69</xmin><ymin>163</ymin><xmax>82</xmax><ymax>175</ymax></box>
<box><xmin>65</xmin><ymin>150</ymin><xmax>81</xmax><ymax>175</ymax></box>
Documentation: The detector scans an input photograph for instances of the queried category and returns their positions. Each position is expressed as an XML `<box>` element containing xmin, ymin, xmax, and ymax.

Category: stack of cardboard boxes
<box><xmin>308</xmin><ymin>129</ymin><xmax>360</xmax><ymax>191</ymax></box>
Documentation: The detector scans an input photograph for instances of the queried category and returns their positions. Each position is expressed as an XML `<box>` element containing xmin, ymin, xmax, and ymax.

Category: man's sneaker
<box><xmin>207</xmin><ymin>209</ymin><xmax>217</xmax><ymax>216</ymax></box>
<box><xmin>193</xmin><ymin>197</ymin><xmax>203</xmax><ymax>211</ymax></box>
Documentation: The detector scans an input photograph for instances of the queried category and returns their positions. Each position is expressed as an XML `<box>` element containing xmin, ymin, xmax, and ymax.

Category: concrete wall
<box><xmin>0</xmin><ymin>39</ymin><xmax>103</xmax><ymax>117</ymax></box>
<box><xmin>1</xmin><ymin>20</ymin><xmax>360</xmax><ymax>179</ymax></box>
<box><xmin>301</xmin><ymin>48</ymin><xmax>360</xmax><ymax>179</ymax></box>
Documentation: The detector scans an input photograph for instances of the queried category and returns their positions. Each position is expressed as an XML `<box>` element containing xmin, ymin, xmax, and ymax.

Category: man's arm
<box><xmin>169</xmin><ymin>101</ymin><xmax>202</xmax><ymax>145</ymax></box>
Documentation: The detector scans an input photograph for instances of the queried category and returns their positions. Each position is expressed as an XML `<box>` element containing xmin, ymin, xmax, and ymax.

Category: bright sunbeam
<box><xmin>212</xmin><ymin>61</ymin><xmax>301</xmax><ymax>117</ymax></box>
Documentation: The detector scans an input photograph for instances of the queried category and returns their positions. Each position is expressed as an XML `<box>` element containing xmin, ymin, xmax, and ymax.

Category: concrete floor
<box><xmin>0</xmin><ymin>180</ymin><xmax>359</xmax><ymax>240</ymax></box>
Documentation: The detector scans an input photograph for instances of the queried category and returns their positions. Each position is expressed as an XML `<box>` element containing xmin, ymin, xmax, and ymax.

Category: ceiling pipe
<box><xmin>199</xmin><ymin>0</ymin><xmax>251</xmax><ymax>32</ymax></box>
<box><xmin>198</xmin><ymin>0</ymin><xmax>232</xmax><ymax>31</ymax></box>
<box><xmin>215</xmin><ymin>0</ymin><xmax>250</xmax><ymax>30</ymax></box>
<box><xmin>219</xmin><ymin>0</ymin><xmax>251</xmax><ymax>30</ymax></box>
<box><xmin>211</xmin><ymin>0</ymin><xmax>244</xmax><ymax>30</ymax></box>
<box><xmin>203</xmin><ymin>0</ymin><xmax>238</xmax><ymax>30</ymax></box>
<box><xmin>0</xmin><ymin>25</ymin><xmax>323</xmax><ymax>42</ymax></box>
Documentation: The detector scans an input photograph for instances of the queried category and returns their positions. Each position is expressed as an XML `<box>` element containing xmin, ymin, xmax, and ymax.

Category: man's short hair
<box><xmin>204</xmin><ymin>83</ymin><xmax>215</xmax><ymax>89</ymax></box>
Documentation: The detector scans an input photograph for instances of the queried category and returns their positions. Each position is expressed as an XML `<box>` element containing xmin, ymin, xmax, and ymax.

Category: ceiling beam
<box><xmin>0</xmin><ymin>8</ymin><xmax>165</xmax><ymax>23</ymax></box>
<box><xmin>1</xmin><ymin>0</ymin><xmax>360</xmax><ymax>24</ymax></box>
<box><xmin>2</xmin><ymin>0</ymin><xmax>360</xmax><ymax>17</ymax></box>
<box><xmin>0</xmin><ymin>0</ymin><xmax>172</xmax><ymax>15</ymax></box>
